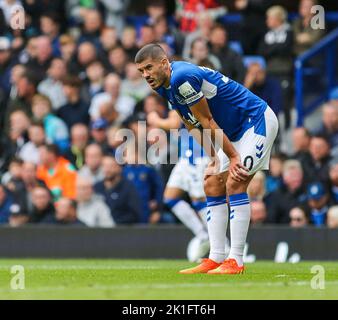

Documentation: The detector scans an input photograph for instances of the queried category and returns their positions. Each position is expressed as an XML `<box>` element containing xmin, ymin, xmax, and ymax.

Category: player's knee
<box><xmin>204</xmin><ymin>175</ymin><xmax>226</xmax><ymax>196</ymax></box>
<box><xmin>163</xmin><ymin>198</ymin><xmax>181</xmax><ymax>209</ymax></box>
<box><xmin>226</xmin><ymin>178</ymin><xmax>247</xmax><ymax>195</ymax></box>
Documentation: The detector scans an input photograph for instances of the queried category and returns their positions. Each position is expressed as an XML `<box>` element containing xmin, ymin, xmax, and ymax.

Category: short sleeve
<box><xmin>173</xmin><ymin>72</ymin><xmax>204</xmax><ymax>107</ymax></box>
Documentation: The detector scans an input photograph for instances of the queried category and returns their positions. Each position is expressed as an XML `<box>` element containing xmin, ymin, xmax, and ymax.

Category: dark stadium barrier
<box><xmin>0</xmin><ymin>225</ymin><xmax>338</xmax><ymax>260</ymax></box>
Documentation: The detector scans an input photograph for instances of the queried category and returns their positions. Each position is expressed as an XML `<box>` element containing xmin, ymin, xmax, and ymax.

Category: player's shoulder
<box><xmin>170</xmin><ymin>61</ymin><xmax>202</xmax><ymax>84</ymax></box>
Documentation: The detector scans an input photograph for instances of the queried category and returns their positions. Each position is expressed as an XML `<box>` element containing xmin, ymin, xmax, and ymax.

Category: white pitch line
<box><xmin>0</xmin><ymin>265</ymin><xmax>162</xmax><ymax>270</ymax></box>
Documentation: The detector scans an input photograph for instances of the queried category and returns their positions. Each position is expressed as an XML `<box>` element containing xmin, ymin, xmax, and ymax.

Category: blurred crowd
<box><xmin>0</xmin><ymin>0</ymin><xmax>337</xmax><ymax>228</ymax></box>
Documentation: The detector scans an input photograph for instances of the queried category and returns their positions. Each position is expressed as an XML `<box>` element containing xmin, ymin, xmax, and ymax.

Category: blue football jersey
<box><xmin>156</xmin><ymin>61</ymin><xmax>268</xmax><ymax>141</ymax></box>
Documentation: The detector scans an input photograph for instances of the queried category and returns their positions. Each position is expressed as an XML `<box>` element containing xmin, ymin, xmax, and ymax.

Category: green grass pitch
<box><xmin>0</xmin><ymin>259</ymin><xmax>337</xmax><ymax>299</ymax></box>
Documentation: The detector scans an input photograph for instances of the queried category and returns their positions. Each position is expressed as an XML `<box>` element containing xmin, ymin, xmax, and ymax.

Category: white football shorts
<box><xmin>217</xmin><ymin>106</ymin><xmax>279</xmax><ymax>174</ymax></box>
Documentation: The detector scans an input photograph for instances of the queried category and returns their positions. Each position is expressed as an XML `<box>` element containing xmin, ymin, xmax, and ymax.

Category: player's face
<box><xmin>136</xmin><ymin>57</ymin><xmax>168</xmax><ymax>89</ymax></box>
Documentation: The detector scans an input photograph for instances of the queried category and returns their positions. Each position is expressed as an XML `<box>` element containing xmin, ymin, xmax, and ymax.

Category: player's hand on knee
<box><xmin>229</xmin><ymin>154</ymin><xmax>249</xmax><ymax>182</ymax></box>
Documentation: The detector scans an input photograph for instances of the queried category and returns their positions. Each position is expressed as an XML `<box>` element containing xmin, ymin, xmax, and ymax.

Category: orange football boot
<box><xmin>179</xmin><ymin>258</ymin><xmax>222</xmax><ymax>274</ymax></box>
<box><xmin>207</xmin><ymin>258</ymin><xmax>245</xmax><ymax>274</ymax></box>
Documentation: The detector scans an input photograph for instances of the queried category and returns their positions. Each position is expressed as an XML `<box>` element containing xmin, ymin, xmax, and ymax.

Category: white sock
<box><xmin>206</xmin><ymin>196</ymin><xmax>229</xmax><ymax>263</ymax></box>
<box><xmin>167</xmin><ymin>199</ymin><xmax>208</xmax><ymax>240</ymax></box>
<box><xmin>228</xmin><ymin>193</ymin><xmax>251</xmax><ymax>267</ymax></box>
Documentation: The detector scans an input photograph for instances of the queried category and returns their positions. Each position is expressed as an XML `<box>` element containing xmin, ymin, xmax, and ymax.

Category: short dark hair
<box><xmin>42</xmin><ymin>143</ymin><xmax>60</xmax><ymax>157</ymax></box>
<box><xmin>61</xmin><ymin>74</ymin><xmax>82</xmax><ymax>88</ymax></box>
<box><xmin>135</xmin><ymin>43</ymin><xmax>166</xmax><ymax>64</ymax></box>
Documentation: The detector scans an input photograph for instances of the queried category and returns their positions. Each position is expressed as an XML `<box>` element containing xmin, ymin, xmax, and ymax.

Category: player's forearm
<box><xmin>207</xmin><ymin>118</ymin><xmax>238</xmax><ymax>159</ymax></box>
<box><xmin>188</xmin><ymin>125</ymin><xmax>216</xmax><ymax>158</ymax></box>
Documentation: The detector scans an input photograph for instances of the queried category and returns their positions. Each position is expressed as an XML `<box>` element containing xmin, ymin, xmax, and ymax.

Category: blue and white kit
<box><xmin>156</xmin><ymin>61</ymin><xmax>279</xmax><ymax>174</ymax></box>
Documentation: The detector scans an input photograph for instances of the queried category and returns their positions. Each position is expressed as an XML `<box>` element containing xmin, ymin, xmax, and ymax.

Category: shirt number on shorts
<box><xmin>243</xmin><ymin>156</ymin><xmax>254</xmax><ymax>171</ymax></box>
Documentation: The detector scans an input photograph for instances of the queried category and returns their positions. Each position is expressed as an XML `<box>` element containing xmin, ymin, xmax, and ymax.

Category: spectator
<box><xmin>52</xmin><ymin>197</ymin><xmax>85</xmax><ymax>226</ymax></box>
<box><xmin>265</xmin><ymin>153</ymin><xmax>284</xmax><ymax>194</ymax></box>
<box><xmin>19</xmin><ymin>121</ymin><xmax>46</xmax><ymax>164</ymax></box>
<box><xmin>181</xmin><ymin>11</ymin><xmax>215</xmax><ymax>61</ymax></box>
<box><xmin>153</xmin><ymin>15</ymin><xmax>184</xmax><ymax>56</ymax></box>
<box><xmin>291</xmin><ymin>127</ymin><xmax>312</xmax><ymax>162</ymax></box>
<box><xmin>315</xmin><ymin>103</ymin><xmax>338</xmax><ymax>149</ymax></box>
<box><xmin>234</xmin><ymin>0</ymin><xmax>272</xmax><ymax>55</ymax></box>
<box><xmin>78</xmin><ymin>143</ymin><xmax>104</xmax><ymax>184</ymax></box>
<box><xmin>244</xmin><ymin>62</ymin><xmax>282</xmax><ymax>115</ymax></box>
<box><xmin>82</xmin><ymin>60</ymin><xmax>105</xmax><ymax>104</ymax></box>
<box><xmin>5</xmin><ymin>71</ymin><xmax>38</xmax><ymax>133</ymax></box>
<box><xmin>121</xmin><ymin>62</ymin><xmax>152</xmax><ymax>105</ymax></box>
<box><xmin>209</xmin><ymin>24</ymin><xmax>246</xmax><ymax>83</ymax></box>
<box><xmin>99</xmin><ymin>0</ymin><xmax>129</xmax><ymax>34</ymax></box>
<box><xmin>94</xmin><ymin>154</ymin><xmax>141</xmax><ymax>224</ymax></box>
<box><xmin>292</xmin><ymin>0</ymin><xmax>324</xmax><ymax>56</ymax></box>
<box><xmin>188</xmin><ymin>37</ymin><xmax>222</xmax><ymax>71</ymax></box>
<box><xmin>302</xmin><ymin>135</ymin><xmax>331</xmax><ymax>184</ymax></box>
<box><xmin>0</xmin><ymin>110</ymin><xmax>30</xmax><ymax>174</ymax></box>
<box><xmin>327</xmin><ymin>206</ymin><xmax>338</xmax><ymax>228</ymax></box>
<box><xmin>138</xmin><ymin>24</ymin><xmax>157</xmax><ymax>49</ymax></box>
<box><xmin>76</xmin><ymin>176</ymin><xmax>115</xmax><ymax>227</ymax></box>
<box><xmin>0</xmin><ymin>184</ymin><xmax>13</xmax><ymax>224</ymax></box>
<box><xmin>250</xmin><ymin>200</ymin><xmax>267</xmax><ymax>225</ymax></box>
<box><xmin>258</xmin><ymin>5</ymin><xmax>293</xmax><ymax>78</ymax></box>
<box><xmin>10</xmin><ymin>161</ymin><xmax>46</xmax><ymax>216</ymax></box>
<box><xmin>28</xmin><ymin>186</ymin><xmax>55</xmax><ymax>223</ymax></box>
<box><xmin>78</xmin><ymin>9</ymin><xmax>102</xmax><ymax>47</ymax></box>
<box><xmin>108</xmin><ymin>46</ymin><xmax>128</xmax><ymax>78</ymax></box>
<box><xmin>267</xmin><ymin>160</ymin><xmax>307</xmax><ymax>224</ymax></box>
<box><xmin>289</xmin><ymin>206</ymin><xmax>310</xmax><ymax>228</ymax></box>
<box><xmin>9</xmin><ymin>109</ymin><xmax>30</xmax><ymax>141</ymax></box>
<box><xmin>73</xmin><ymin>42</ymin><xmax>98</xmax><ymax>78</ymax></box>
<box><xmin>257</xmin><ymin>5</ymin><xmax>293</xmax><ymax>128</ymax></box>
<box><xmin>99</xmin><ymin>27</ymin><xmax>118</xmax><ymax>55</ymax></box>
<box><xmin>31</xmin><ymin>94</ymin><xmax>69</xmax><ymax>152</ymax></box>
<box><xmin>0</xmin><ymin>36</ymin><xmax>13</xmax><ymax>96</ymax></box>
<box><xmin>329</xmin><ymin>158</ymin><xmax>338</xmax><ymax>204</ymax></box>
<box><xmin>306</xmin><ymin>182</ymin><xmax>330</xmax><ymax>226</ymax></box>
<box><xmin>89</xmin><ymin>118</ymin><xmax>110</xmax><ymax>153</ymax></box>
<box><xmin>37</xmin><ymin>57</ymin><xmax>68</xmax><ymax>111</ymax></box>
<box><xmin>58</xmin><ymin>75</ymin><xmax>90</xmax><ymax>129</ymax></box>
<box><xmin>123</xmin><ymin>148</ymin><xmax>164</xmax><ymax>224</ymax></box>
<box><xmin>8</xmin><ymin>64</ymin><xmax>26</xmax><ymax>101</ymax></box>
<box><xmin>37</xmin><ymin>144</ymin><xmax>77</xmax><ymax>201</ymax></box>
<box><xmin>25</xmin><ymin>36</ymin><xmax>53</xmax><ymax>82</ymax></box>
<box><xmin>176</xmin><ymin>0</ymin><xmax>226</xmax><ymax>34</ymax></box>
<box><xmin>40</xmin><ymin>12</ymin><xmax>62</xmax><ymax>57</ymax></box>
<box><xmin>121</xmin><ymin>26</ymin><xmax>139</xmax><ymax>60</ymax></box>
<box><xmin>59</xmin><ymin>34</ymin><xmax>77</xmax><ymax>68</ymax></box>
<box><xmin>64</xmin><ymin>123</ymin><xmax>89</xmax><ymax>170</ymax></box>
<box><xmin>89</xmin><ymin>73</ymin><xmax>135</xmax><ymax>123</ymax></box>
<box><xmin>1</xmin><ymin>157</ymin><xmax>24</xmax><ymax>192</ymax></box>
